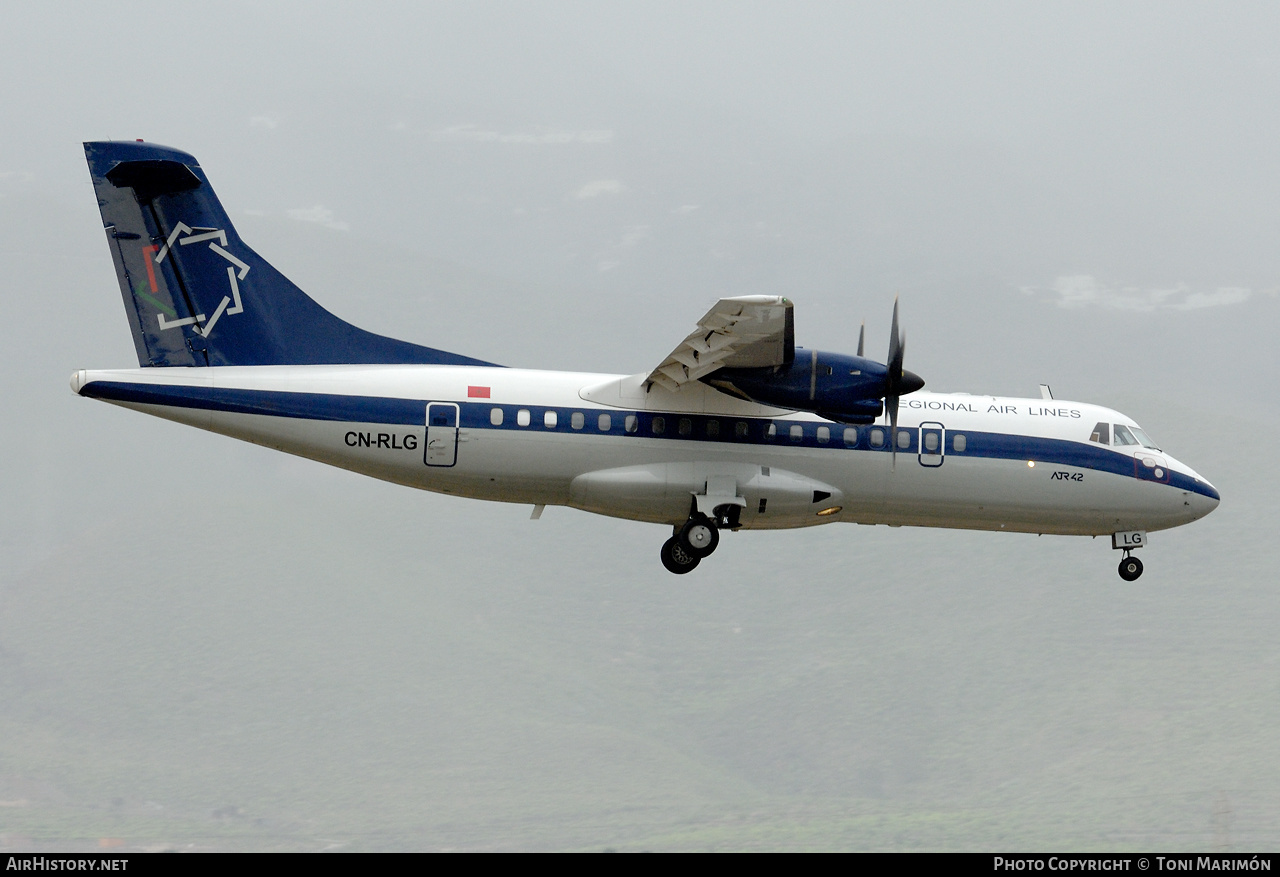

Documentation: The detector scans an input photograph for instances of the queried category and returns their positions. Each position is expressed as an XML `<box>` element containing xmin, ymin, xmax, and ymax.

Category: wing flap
<box><xmin>645</xmin><ymin>296</ymin><xmax>793</xmax><ymax>391</ymax></box>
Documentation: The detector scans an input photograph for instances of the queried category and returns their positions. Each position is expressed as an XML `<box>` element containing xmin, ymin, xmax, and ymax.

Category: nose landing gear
<box><xmin>1112</xmin><ymin>530</ymin><xmax>1147</xmax><ymax>581</ymax></box>
<box><xmin>1118</xmin><ymin>552</ymin><xmax>1144</xmax><ymax>582</ymax></box>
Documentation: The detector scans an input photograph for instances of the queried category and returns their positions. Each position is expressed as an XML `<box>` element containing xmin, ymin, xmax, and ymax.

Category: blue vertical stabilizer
<box><xmin>84</xmin><ymin>141</ymin><xmax>498</xmax><ymax>368</ymax></box>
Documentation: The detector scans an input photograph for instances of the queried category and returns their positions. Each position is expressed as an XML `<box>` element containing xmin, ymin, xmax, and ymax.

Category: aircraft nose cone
<box><xmin>899</xmin><ymin>369</ymin><xmax>925</xmax><ymax>395</ymax></box>
<box><xmin>1182</xmin><ymin>473</ymin><xmax>1220</xmax><ymax>521</ymax></box>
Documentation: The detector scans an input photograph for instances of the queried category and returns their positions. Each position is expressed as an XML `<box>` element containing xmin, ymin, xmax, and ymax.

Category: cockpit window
<box><xmin>1091</xmin><ymin>421</ymin><xmax>1161</xmax><ymax>450</ymax></box>
<box><xmin>1128</xmin><ymin>426</ymin><xmax>1161</xmax><ymax>450</ymax></box>
<box><xmin>1112</xmin><ymin>424</ymin><xmax>1139</xmax><ymax>446</ymax></box>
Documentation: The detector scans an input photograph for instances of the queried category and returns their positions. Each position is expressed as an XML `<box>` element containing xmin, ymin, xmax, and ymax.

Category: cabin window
<box><xmin>923</xmin><ymin>431</ymin><xmax>939</xmax><ymax>452</ymax></box>
<box><xmin>678</xmin><ymin>417</ymin><xmax>692</xmax><ymax>436</ymax></box>
<box><xmin>843</xmin><ymin>427</ymin><xmax>858</xmax><ymax>447</ymax></box>
<box><xmin>789</xmin><ymin>424</ymin><xmax>804</xmax><ymax>443</ymax></box>
<box><xmin>706</xmin><ymin>420</ymin><xmax>720</xmax><ymax>437</ymax></box>
<box><xmin>766</xmin><ymin>422</ymin><xmax>778</xmax><ymax>440</ymax></box>
<box><xmin>517</xmin><ymin>409</ymin><xmax>531</xmax><ymax>427</ymax></box>
<box><xmin>816</xmin><ymin>426</ymin><xmax>830</xmax><ymax>444</ymax></box>
<box><xmin>897</xmin><ymin>429</ymin><xmax>911</xmax><ymax>450</ymax></box>
<box><xmin>869</xmin><ymin>428</ymin><xmax>885</xmax><ymax>448</ymax></box>
<box><xmin>952</xmin><ymin>433</ymin><xmax>967</xmax><ymax>452</ymax></box>
<box><xmin>651</xmin><ymin>416</ymin><xmax>666</xmax><ymax>435</ymax></box>
<box><xmin>1089</xmin><ymin>422</ymin><xmax>1110</xmax><ymax>445</ymax></box>
<box><xmin>734</xmin><ymin>421</ymin><xmax>749</xmax><ymax>439</ymax></box>
<box><xmin>490</xmin><ymin>407</ymin><xmax>503</xmax><ymax>426</ymax></box>
<box><xmin>597</xmin><ymin>413</ymin><xmax>612</xmax><ymax>432</ymax></box>
<box><xmin>544</xmin><ymin>410</ymin><xmax>557</xmax><ymax>429</ymax></box>
<box><xmin>625</xmin><ymin>415</ymin><xmax>638</xmax><ymax>434</ymax></box>
<box><xmin>570</xmin><ymin>412</ymin><xmax>585</xmax><ymax>430</ymax></box>
<box><xmin>1112</xmin><ymin>424</ymin><xmax>1139</xmax><ymax>446</ymax></box>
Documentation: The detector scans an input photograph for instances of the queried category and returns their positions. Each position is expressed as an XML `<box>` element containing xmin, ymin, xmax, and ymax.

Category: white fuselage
<box><xmin>72</xmin><ymin>364</ymin><xmax>1220</xmax><ymax>537</ymax></box>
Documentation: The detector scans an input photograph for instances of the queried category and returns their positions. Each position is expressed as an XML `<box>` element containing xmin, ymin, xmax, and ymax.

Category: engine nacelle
<box><xmin>705</xmin><ymin>347</ymin><xmax>919</xmax><ymax>424</ymax></box>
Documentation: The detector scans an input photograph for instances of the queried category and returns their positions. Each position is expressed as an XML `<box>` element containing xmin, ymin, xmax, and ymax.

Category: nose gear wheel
<box><xmin>1118</xmin><ymin>552</ymin><xmax>1144</xmax><ymax>582</ymax></box>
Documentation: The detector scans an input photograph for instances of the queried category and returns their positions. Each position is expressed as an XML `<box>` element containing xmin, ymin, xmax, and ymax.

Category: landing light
<box><xmin>1027</xmin><ymin>461</ymin><xmax>1036</xmax><ymax>468</ymax></box>
<box><xmin>816</xmin><ymin>506</ymin><xmax>842</xmax><ymax>516</ymax></box>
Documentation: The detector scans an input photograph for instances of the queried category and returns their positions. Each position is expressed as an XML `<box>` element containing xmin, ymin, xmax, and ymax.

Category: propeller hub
<box><xmin>899</xmin><ymin>369</ymin><xmax>925</xmax><ymax>395</ymax></box>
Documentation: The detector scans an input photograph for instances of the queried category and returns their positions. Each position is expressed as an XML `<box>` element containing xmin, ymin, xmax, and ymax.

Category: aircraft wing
<box><xmin>645</xmin><ymin>296</ymin><xmax>793</xmax><ymax>392</ymax></box>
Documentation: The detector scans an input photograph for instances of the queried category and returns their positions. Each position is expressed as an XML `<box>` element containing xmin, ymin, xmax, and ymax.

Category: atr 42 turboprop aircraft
<box><xmin>72</xmin><ymin>141</ymin><xmax>1220</xmax><ymax>579</ymax></box>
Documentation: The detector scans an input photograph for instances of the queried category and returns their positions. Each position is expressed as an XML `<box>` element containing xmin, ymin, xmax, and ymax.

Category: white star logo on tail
<box><xmin>153</xmin><ymin>222</ymin><xmax>250</xmax><ymax>337</ymax></box>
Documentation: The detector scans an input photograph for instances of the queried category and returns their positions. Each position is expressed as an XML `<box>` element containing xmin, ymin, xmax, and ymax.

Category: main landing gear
<box><xmin>1118</xmin><ymin>552</ymin><xmax>1144</xmax><ymax>582</ymax></box>
<box><xmin>660</xmin><ymin>505</ymin><xmax>736</xmax><ymax>575</ymax></box>
<box><xmin>660</xmin><ymin>535</ymin><xmax>702</xmax><ymax>574</ymax></box>
<box><xmin>660</xmin><ymin>513</ymin><xmax>718</xmax><ymax>574</ymax></box>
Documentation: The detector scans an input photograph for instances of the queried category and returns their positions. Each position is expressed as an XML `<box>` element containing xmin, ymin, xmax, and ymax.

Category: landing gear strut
<box><xmin>1118</xmin><ymin>552</ymin><xmax>1144</xmax><ymax>582</ymax></box>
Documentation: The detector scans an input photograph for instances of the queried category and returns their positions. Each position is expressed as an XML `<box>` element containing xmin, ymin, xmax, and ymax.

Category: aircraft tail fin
<box><xmin>84</xmin><ymin>141</ymin><xmax>496</xmax><ymax>368</ymax></box>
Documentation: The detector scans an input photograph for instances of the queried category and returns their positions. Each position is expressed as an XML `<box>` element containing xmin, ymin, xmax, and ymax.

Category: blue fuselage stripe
<box><xmin>81</xmin><ymin>381</ymin><xmax>1219</xmax><ymax>500</ymax></box>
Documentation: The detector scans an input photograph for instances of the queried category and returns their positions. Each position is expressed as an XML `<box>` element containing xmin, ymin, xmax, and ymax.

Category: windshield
<box><xmin>1128</xmin><ymin>426</ymin><xmax>1162</xmax><ymax>451</ymax></box>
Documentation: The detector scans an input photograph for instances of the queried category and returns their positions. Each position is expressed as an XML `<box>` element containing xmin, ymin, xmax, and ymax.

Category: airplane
<box><xmin>71</xmin><ymin>140</ymin><xmax>1220</xmax><ymax>580</ymax></box>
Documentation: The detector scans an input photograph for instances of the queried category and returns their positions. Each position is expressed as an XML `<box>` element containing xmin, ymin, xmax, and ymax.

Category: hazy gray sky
<box><xmin>6</xmin><ymin>3</ymin><xmax>1277</xmax><ymax>383</ymax></box>
<box><xmin>9</xmin><ymin>5</ymin><xmax>1280</xmax><ymax>271</ymax></box>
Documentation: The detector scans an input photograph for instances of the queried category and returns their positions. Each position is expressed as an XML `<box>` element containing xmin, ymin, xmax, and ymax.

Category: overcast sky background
<box><xmin>2</xmin><ymin>2</ymin><xmax>1279</xmax><ymax>851</ymax></box>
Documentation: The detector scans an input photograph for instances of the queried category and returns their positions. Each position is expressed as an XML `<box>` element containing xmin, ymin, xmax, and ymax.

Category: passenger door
<box><xmin>425</xmin><ymin>402</ymin><xmax>460</xmax><ymax>467</ymax></box>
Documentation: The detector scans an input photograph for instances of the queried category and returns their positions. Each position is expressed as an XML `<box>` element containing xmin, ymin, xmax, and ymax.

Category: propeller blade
<box><xmin>887</xmin><ymin>297</ymin><xmax>901</xmax><ymax>371</ymax></box>
<box><xmin>886</xmin><ymin>297</ymin><xmax>909</xmax><ymax>468</ymax></box>
<box><xmin>856</xmin><ymin>321</ymin><xmax>865</xmax><ymax>358</ymax></box>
